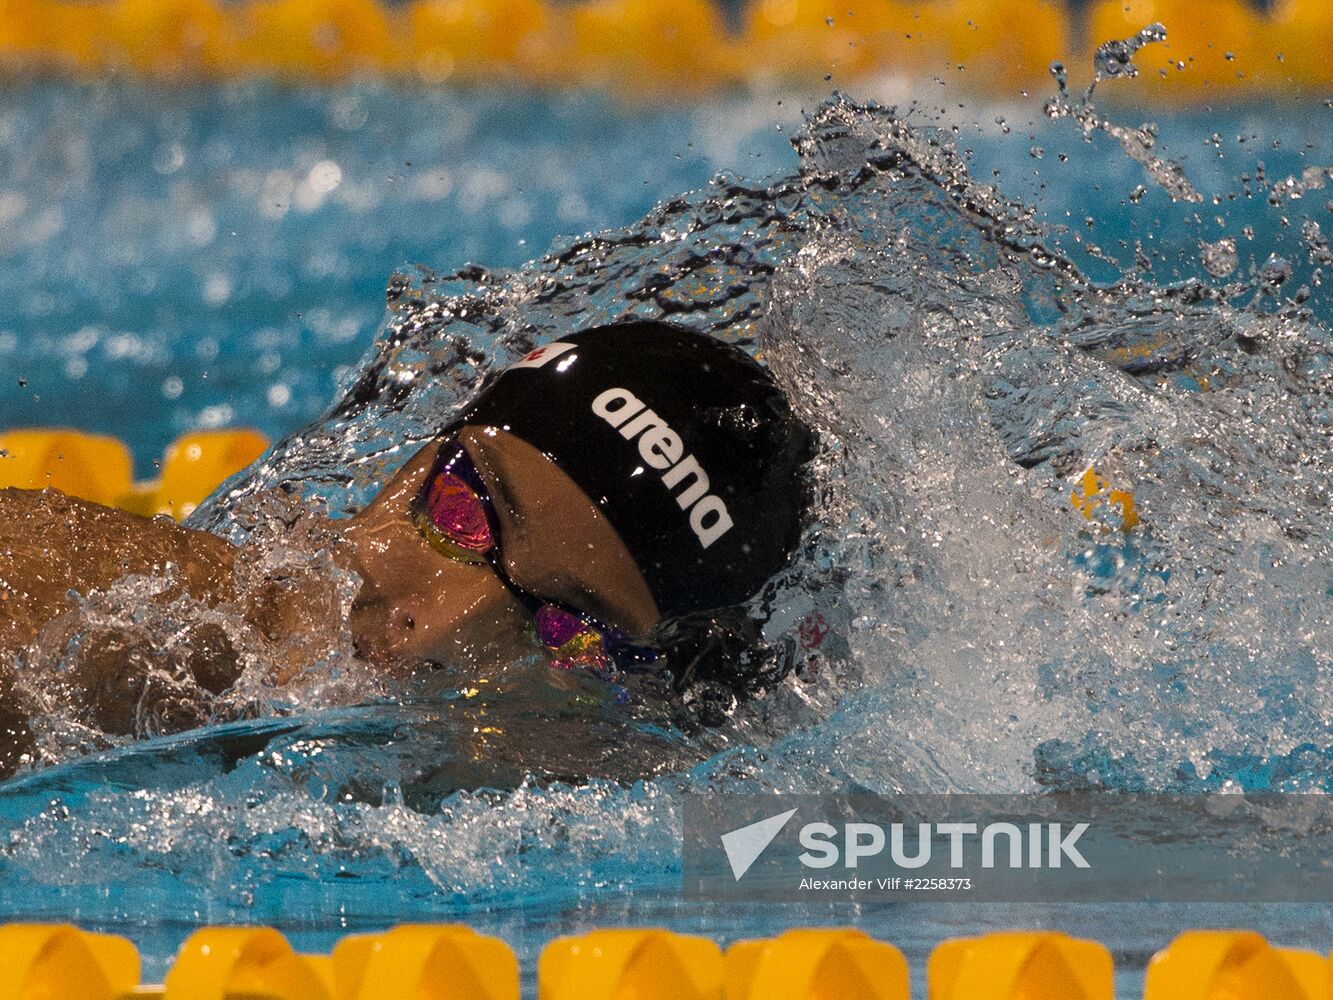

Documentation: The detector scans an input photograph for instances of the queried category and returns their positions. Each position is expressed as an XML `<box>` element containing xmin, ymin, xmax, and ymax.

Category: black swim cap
<box><xmin>454</xmin><ymin>321</ymin><xmax>812</xmax><ymax>618</ymax></box>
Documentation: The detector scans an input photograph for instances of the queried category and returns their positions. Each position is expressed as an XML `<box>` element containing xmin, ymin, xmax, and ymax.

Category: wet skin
<box><xmin>0</xmin><ymin>426</ymin><xmax>660</xmax><ymax>773</ymax></box>
<box><xmin>342</xmin><ymin>425</ymin><xmax>660</xmax><ymax>668</ymax></box>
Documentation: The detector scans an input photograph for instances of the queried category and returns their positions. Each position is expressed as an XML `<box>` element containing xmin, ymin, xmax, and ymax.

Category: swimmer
<box><xmin>0</xmin><ymin>321</ymin><xmax>813</xmax><ymax>775</ymax></box>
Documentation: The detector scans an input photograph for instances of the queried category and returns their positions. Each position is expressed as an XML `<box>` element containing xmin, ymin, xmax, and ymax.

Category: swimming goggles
<box><xmin>409</xmin><ymin>436</ymin><xmax>658</xmax><ymax>680</ymax></box>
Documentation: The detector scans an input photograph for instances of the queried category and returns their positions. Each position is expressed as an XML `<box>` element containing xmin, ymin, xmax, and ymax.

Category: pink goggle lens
<box><xmin>424</xmin><ymin>470</ymin><xmax>493</xmax><ymax>553</ymax></box>
<box><xmin>534</xmin><ymin>604</ymin><xmax>591</xmax><ymax>650</ymax></box>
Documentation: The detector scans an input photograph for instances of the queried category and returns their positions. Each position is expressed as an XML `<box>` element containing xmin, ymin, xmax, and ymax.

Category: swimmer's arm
<box><xmin>0</xmin><ymin>487</ymin><xmax>237</xmax><ymax>650</ymax></box>
<box><xmin>0</xmin><ymin>660</ymin><xmax>32</xmax><ymax>775</ymax></box>
<box><xmin>0</xmin><ymin>488</ymin><xmax>242</xmax><ymax>774</ymax></box>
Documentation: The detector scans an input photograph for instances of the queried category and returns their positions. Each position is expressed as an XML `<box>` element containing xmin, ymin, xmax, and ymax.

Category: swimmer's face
<box><xmin>338</xmin><ymin>426</ymin><xmax>660</xmax><ymax>673</ymax></box>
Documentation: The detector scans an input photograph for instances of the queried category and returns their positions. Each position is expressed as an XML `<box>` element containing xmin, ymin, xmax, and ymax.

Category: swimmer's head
<box><xmin>340</xmin><ymin>321</ymin><xmax>813</xmax><ymax>686</ymax></box>
<box><xmin>457</xmin><ymin>321</ymin><xmax>813</xmax><ymax>618</ymax></box>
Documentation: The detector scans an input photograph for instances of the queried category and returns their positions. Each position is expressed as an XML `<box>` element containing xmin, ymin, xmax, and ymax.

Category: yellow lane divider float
<box><xmin>1</xmin><ymin>924</ymin><xmax>1331</xmax><ymax>999</ymax></box>
<box><xmin>541</xmin><ymin>928</ymin><xmax>722</xmax><ymax>1000</ymax></box>
<box><xmin>0</xmin><ymin>0</ymin><xmax>1328</xmax><ymax>98</ymax></box>
<box><xmin>726</xmin><ymin>929</ymin><xmax>908</xmax><ymax>1000</ymax></box>
<box><xmin>1144</xmin><ymin>930</ymin><xmax>1331</xmax><ymax>1000</ymax></box>
<box><xmin>0</xmin><ymin>924</ymin><xmax>140</xmax><ymax>1000</ymax></box>
<box><xmin>1070</xmin><ymin>466</ymin><xmax>1139</xmax><ymax>532</ymax></box>
<box><xmin>930</xmin><ymin>932</ymin><xmax>1111</xmax><ymax>1000</ymax></box>
<box><xmin>0</xmin><ymin>427</ymin><xmax>268</xmax><ymax>520</ymax></box>
<box><xmin>166</xmin><ymin>927</ymin><xmax>332</xmax><ymax>1000</ymax></box>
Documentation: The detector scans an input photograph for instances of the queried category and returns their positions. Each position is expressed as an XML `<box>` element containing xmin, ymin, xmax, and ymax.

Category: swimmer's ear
<box><xmin>652</xmin><ymin>607</ymin><xmax>781</xmax><ymax>726</ymax></box>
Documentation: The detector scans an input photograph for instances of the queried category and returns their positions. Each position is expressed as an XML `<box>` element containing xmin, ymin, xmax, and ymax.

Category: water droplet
<box><xmin>1049</xmin><ymin>61</ymin><xmax>1068</xmax><ymax>94</ymax></box>
<box><xmin>1259</xmin><ymin>254</ymin><xmax>1293</xmax><ymax>289</ymax></box>
<box><xmin>1199</xmin><ymin>237</ymin><xmax>1238</xmax><ymax>278</ymax></box>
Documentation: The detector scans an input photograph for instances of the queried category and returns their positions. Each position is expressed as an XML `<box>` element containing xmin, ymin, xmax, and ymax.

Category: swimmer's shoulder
<box><xmin>0</xmin><ymin>487</ymin><xmax>236</xmax><ymax>639</ymax></box>
<box><xmin>0</xmin><ymin>484</ymin><xmax>121</xmax><ymax>529</ymax></box>
<box><xmin>0</xmin><ymin>484</ymin><xmax>228</xmax><ymax>547</ymax></box>
<box><xmin>0</xmin><ymin>488</ymin><xmax>79</xmax><ymax>649</ymax></box>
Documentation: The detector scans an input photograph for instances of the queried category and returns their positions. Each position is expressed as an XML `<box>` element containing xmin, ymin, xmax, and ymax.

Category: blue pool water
<box><xmin>1</xmin><ymin>54</ymin><xmax>1331</xmax><ymax>996</ymax></box>
<box><xmin>0</xmin><ymin>82</ymin><xmax>796</xmax><ymax>467</ymax></box>
<box><xmin>4</xmin><ymin>79</ymin><xmax>1330</xmax><ymax>467</ymax></box>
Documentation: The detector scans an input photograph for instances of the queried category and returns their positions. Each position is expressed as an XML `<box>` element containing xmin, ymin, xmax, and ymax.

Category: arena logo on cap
<box><xmin>591</xmin><ymin>387</ymin><xmax>734</xmax><ymax>548</ymax></box>
<box><xmin>512</xmin><ymin>342</ymin><xmax>577</xmax><ymax>370</ymax></box>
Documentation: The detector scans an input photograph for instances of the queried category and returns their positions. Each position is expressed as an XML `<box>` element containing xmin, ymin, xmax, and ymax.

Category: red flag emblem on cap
<box><xmin>511</xmin><ymin>341</ymin><xmax>577</xmax><ymax>370</ymax></box>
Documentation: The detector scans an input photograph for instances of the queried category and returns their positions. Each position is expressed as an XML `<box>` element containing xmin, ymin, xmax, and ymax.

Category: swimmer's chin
<box><xmin>347</xmin><ymin>609</ymin><xmax>532</xmax><ymax>681</ymax></box>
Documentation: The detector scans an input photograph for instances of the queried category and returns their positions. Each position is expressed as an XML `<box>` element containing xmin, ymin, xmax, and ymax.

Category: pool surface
<box><xmin>0</xmin><ymin>16</ymin><xmax>1330</xmax><ymax>997</ymax></box>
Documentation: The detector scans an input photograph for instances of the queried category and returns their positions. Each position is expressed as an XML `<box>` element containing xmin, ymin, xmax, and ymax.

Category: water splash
<box><xmin>11</xmin><ymin>490</ymin><xmax>381</xmax><ymax>766</ymax></box>
<box><xmin>1092</xmin><ymin>22</ymin><xmax>1168</xmax><ymax>83</ymax></box>
<box><xmin>1044</xmin><ymin>25</ymin><xmax>1204</xmax><ymax>204</ymax></box>
<box><xmin>1269</xmin><ymin>165</ymin><xmax>1333</xmax><ymax>205</ymax></box>
<box><xmin>0</xmin><ymin>88</ymin><xmax>1329</xmax><ymax>929</ymax></box>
